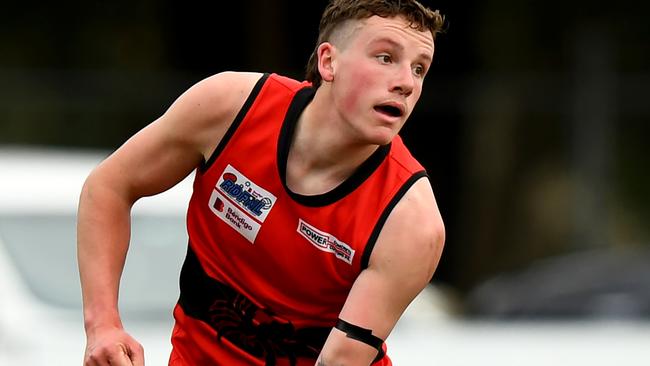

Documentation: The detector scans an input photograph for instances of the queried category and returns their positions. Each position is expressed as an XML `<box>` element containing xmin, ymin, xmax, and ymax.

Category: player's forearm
<box><xmin>316</xmin><ymin>329</ymin><xmax>379</xmax><ymax>366</ymax></box>
<box><xmin>77</xmin><ymin>173</ymin><xmax>134</xmax><ymax>333</ymax></box>
<box><xmin>315</xmin><ymin>354</ymin><xmax>376</xmax><ymax>366</ymax></box>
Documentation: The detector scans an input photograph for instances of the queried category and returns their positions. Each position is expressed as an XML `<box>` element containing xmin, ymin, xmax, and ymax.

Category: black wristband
<box><xmin>335</xmin><ymin>318</ymin><xmax>385</xmax><ymax>362</ymax></box>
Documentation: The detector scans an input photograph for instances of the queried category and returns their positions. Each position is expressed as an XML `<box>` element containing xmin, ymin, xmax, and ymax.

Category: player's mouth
<box><xmin>373</xmin><ymin>102</ymin><xmax>405</xmax><ymax>119</ymax></box>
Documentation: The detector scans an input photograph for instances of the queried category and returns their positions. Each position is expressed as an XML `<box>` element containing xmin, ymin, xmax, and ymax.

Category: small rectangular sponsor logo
<box><xmin>209</xmin><ymin>189</ymin><xmax>261</xmax><ymax>243</ymax></box>
<box><xmin>215</xmin><ymin>164</ymin><xmax>276</xmax><ymax>222</ymax></box>
<box><xmin>297</xmin><ymin>219</ymin><xmax>355</xmax><ymax>265</ymax></box>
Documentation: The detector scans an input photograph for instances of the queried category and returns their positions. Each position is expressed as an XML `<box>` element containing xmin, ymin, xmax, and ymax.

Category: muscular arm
<box><xmin>77</xmin><ymin>71</ymin><xmax>263</xmax><ymax>365</ymax></box>
<box><xmin>317</xmin><ymin>178</ymin><xmax>445</xmax><ymax>366</ymax></box>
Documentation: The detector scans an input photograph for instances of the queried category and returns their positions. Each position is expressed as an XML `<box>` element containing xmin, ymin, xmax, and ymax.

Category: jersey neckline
<box><xmin>277</xmin><ymin>87</ymin><xmax>391</xmax><ymax>207</ymax></box>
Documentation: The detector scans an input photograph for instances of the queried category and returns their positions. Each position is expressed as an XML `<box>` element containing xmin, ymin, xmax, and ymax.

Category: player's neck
<box><xmin>284</xmin><ymin>87</ymin><xmax>379</xmax><ymax>195</ymax></box>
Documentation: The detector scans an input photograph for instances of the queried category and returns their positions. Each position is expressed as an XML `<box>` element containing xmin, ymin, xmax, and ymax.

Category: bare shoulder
<box><xmin>332</xmin><ymin>177</ymin><xmax>445</xmax><ymax>341</ymax></box>
<box><xmin>164</xmin><ymin>71</ymin><xmax>264</xmax><ymax>127</ymax></box>
<box><xmin>391</xmin><ymin>177</ymin><xmax>445</xmax><ymax>240</ymax></box>
<box><xmin>370</xmin><ymin>177</ymin><xmax>445</xmax><ymax>285</ymax></box>
<box><xmin>177</xmin><ymin>71</ymin><xmax>264</xmax><ymax>112</ymax></box>
<box><xmin>161</xmin><ymin>71</ymin><xmax>266</xmax><ymax>158</ymax></box>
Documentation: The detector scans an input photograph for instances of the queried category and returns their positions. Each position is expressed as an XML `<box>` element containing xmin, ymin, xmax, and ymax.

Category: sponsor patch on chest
<box><xmin>208</xmin><ymin>164</ymin><xmax>277</xmax><ymax>243</ymax></box>
<box><xmin>297</xmin><ymin>219</ymin><xmax>355</xmax><ymax>265</ymax></box>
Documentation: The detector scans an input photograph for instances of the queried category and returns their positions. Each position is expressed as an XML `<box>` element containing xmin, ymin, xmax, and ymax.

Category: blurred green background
<box><xmin>1</xmin><ymin>0</ymin><xmax>648</xmax><ymax>309</ymax></box>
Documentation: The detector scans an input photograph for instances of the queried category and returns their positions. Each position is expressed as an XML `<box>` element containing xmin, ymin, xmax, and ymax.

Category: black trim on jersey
<box><xmin>178</xmin><ymin>244</ymin><xmax>331</xmax><ymax>366</ymax></box>
<box><xmin>200</xmin><ymin>73</ymin><xmax>270</xmax><ymax>173</ymax></box>
<box><xmin>277</xmin><ymin>87</ymin><xmax>392</xmax><ymax>207</ymax></box>
<box><xmin>360</xmin><ymin>171</ymin><xmax>428</xmax><ymax>269</ymax></box>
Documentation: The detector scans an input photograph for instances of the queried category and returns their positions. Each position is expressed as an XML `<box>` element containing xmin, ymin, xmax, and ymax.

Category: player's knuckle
<box><xmin>86</xmin><ymin>350</ymin><xmax>101</xmax><ymax>362</ymax></box>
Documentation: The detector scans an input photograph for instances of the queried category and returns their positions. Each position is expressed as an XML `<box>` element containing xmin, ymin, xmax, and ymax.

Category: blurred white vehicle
<box><xmin>0</xmin><ymin>146</ymin><xmax>192</xmax><ymax>365</ymax></box>
<box><xmin>2</xmin><ymin>146</ymin><xmax>649</xmax><ymax>366</ymax></box>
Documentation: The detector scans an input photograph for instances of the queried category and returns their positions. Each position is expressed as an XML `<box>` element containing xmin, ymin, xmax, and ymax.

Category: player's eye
<box><xmin>376</xmin><ymin>54</ymin><xmax>392</xmax><ymax>64</ymax></box>
<box><xmin>413</xmin><ymin>65</ymin><xmax>425</xmax><ymax>77</ymax></box>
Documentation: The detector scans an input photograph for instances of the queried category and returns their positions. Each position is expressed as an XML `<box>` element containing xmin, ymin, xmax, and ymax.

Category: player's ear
<box><xmin>317</xmin><ymin>42</ymin><xmax>336</xmax><ymax>83</ymax></box>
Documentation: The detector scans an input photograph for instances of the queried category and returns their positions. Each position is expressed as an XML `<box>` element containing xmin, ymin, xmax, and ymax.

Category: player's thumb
<box><xmin>128</xmin><ymin>342</ymin><xmax>145</xmax><ymax>366</ymax></box>
<box><xmin>130</xmin><ymin>348</ymin><xmax>144</xmax><ymax>366</ymax></box>
<box><xmin>112</xmin><ymin>344</ymin><xmax>135</xmax><ymax>366</ymax></box>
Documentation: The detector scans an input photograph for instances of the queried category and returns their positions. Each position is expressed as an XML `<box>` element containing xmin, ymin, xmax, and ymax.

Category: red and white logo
<box><xmin>297</xmin><ymin>219</ymin><xmax>355</xmax><ymax>265</ymax></box>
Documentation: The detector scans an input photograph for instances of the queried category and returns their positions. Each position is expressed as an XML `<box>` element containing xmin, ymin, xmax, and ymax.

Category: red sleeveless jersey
<box><xmin>169</xmin><ymin>73</ymin><xmax>427</xmax><ymax>366</ymax></box>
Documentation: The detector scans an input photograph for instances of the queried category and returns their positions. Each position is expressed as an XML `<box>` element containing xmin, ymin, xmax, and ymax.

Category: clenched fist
<box><xmin>83</xmin><ymin>326</ymin><xmax>144</xmax><ymax>366</ymax></box>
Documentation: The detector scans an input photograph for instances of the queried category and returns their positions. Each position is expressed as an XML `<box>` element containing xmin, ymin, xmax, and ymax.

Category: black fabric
<box><xmin>277</xmin><ymin>87</ymin><xmax>392</xmax><ymax>207</ymax></box>
<box><xmin>335</xmin><ymin>318</ymin><xmax>385</xmax><ymax>362</ymax></box>
<box><xmin>178</xmin><ymin>244</ymin><xmax>331</xmax><ymax>366</ymax></box>
<box><xmin>201</xmin><ymin>73</ymin><xmax>271</xmax><ymax>172</ymax></box>
<box><xmin>361</xmin><ymin>171</ymin><xmax>428</xmax><ymax>269</ymax></box>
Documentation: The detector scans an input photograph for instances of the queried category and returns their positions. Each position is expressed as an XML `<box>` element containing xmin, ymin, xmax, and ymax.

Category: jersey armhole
<box><xmin>200</xmin><ymin>73</ymin><xmax>270</xmax><ymax>173</ymax></box>
<box><xmin>360</xmin><ymin>171</ymin><xmax>429</xmax><ymax>270</ymax></box>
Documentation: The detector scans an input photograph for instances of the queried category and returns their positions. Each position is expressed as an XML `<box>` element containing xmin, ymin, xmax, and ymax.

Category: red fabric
<box><xmin>170</xmin><ymin>73</ymin><xmax>422</xmax><ymax>365</ymax></box>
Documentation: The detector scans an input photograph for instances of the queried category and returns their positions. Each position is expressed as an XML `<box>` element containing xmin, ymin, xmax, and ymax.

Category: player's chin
<box><xmin>365</xmin><ymin>127</ymin><xmax>400</xmax><ymax>146</ymax></box>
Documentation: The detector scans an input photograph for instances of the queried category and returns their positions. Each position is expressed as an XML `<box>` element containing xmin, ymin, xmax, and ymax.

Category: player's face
<box><xmin>330</xmin><ymin>16</ymin><xmax>434</xmax><ymax>145</ymax></box>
